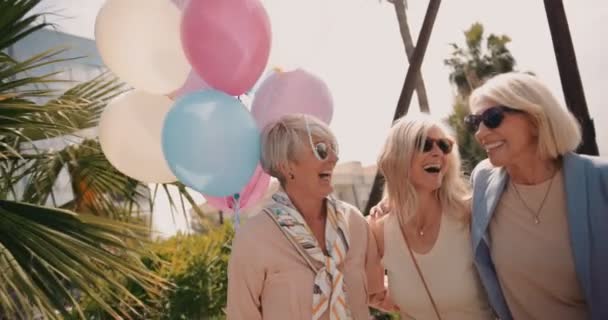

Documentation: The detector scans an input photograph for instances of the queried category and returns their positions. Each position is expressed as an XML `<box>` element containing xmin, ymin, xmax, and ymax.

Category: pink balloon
<box><xmin>181</xmin><ymin>0</ymin><xmax>271</xmax><ymax>96</ymax></box>
<box><xmin>168</xmin><ymin>70</ymin><xmax>208</xmax><ymax>100</ymax></box>
<box><xmin>204</xmin><ymin>165</ymin><xmax>270</xmax><ymax>212</ymax></box>
<box><xmin>251</xmin><ymin>69</ymin><xmax>333</xmax><ymax>129</ymax></box>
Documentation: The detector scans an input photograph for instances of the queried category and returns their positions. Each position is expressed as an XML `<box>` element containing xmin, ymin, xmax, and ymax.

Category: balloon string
<box><xmin>232</xmin><ymin>193</ymin><xmax>241</xmax><ymax>230</ymax></box>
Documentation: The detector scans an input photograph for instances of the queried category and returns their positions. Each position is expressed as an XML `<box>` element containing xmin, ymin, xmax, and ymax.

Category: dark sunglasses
<box><xmin>464</xmin><ymin>105</ymin><xmax>523</xmax><ymax>132</ymax></box>
<box><xmin>312</xmin><ymin>141</ymin><xmax>338</xmax><ymax>161</ymax></box>
<box><xmin>417</xmin><ymin>137</ymin><xmax>453</xmax><ymax>154</ymax></box>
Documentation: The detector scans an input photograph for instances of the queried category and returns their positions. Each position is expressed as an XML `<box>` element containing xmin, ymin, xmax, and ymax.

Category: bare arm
<box><xmin>366</xmin><ymin>216</ymin><xmax>399</xmax><ymax>312</ymax></box>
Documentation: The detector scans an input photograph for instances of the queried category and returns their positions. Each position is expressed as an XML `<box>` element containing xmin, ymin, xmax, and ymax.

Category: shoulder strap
<box><xmin>399</xmin><ymin>220</ymin><xmax>442</xmax><ymax>320</ymax></box>
<box><xmin>264</xmin><ymin>209</ymin><xmax>321</xmax><ymax>273</ymax></box>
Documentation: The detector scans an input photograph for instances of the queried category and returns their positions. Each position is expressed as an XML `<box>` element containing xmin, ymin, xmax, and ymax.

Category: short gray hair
<box><xmin>470</xmin><ymin>72</ymin><xmax>581</xmax><ymax>159</ymax></box>
<box><xmin>260</xmin><ymin>114</ymin><xmax>337</xmax><ymax>184</ymax></box>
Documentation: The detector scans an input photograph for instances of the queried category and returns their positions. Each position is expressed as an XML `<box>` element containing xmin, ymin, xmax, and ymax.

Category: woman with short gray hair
<box><xmin>226</xmin><ymin>114</ymin><xmax>393</xmax><ymax>320</ymax></box>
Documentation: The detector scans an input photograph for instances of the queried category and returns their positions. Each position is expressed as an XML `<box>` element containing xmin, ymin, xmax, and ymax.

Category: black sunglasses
<box><xmin>417</xmin><ymin>137</ymin><xmax>453</xmax><ymax>155</ymax></box>
<box><xmin>312</xmin><ymin>141</ymin><xmax>338</xmax><ymax>161</ymax></box>
<box><xmin>464</xmin><ymin>106</ymin><xmax>523</xmax><ymax>132</ymax></box>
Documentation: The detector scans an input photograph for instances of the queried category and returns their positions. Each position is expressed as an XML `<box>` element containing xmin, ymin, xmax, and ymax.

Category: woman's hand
<box><xmin>369</xmin><ymin>199</ymin><xmax>391</xmax><ymax>219</ymax></box>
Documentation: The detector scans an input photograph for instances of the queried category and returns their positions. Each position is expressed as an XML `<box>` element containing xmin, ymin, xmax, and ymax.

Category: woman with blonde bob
<box><xmin>367</xmin><ymin>114</ymin><xmax>493</xmax><ymax>319</ymax></box>
<box><xmin>467</xmin><ymin>72</ymin><xmax>608</xmax><ymax>320</ymax></box>
<box><xmin>227</xmin><ymin>114</ymin><xmax>392</xmax><ymax>320</ymax></box>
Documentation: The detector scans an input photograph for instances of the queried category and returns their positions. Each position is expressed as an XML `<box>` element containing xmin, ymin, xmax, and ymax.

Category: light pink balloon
<box><xmin>251</xmin><ymin>69</ymin><xmax>333</xmax><ymax>129</ymax></box>
<box><xmin>168</xmin><ymin>70</ymin><xmax>208</xmax><ymax>100</ymax></box>
<box><xmin>181</xmin><ymin>0</ymin><xmax>271</xmax><ymax>96</ymax></box>
<box><xmin>204</xmin><ymin>165</ymin><xmax>270</xmax><ymax>212</ymax></box>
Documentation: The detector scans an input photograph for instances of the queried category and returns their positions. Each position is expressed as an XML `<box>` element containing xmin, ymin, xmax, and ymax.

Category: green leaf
<box><xmin>0</xmin><ymin>200</ymin><xmax>168</xmax><ymax>319</ymax></box>
<box><xmin>0</xmin><ymin>0</ymin><xmax>51</xmax><ymax>51</ymax></box>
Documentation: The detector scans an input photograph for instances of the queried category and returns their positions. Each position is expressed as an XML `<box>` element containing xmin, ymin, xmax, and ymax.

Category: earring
<box><xmin>289</xmin><ymin>173</ymin><xmax>295</xmax><ymax>180</ymax></box>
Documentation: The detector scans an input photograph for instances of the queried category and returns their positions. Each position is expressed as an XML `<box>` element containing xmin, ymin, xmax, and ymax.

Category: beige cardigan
<box><xmin>226</xmin><ymin>201</ymin><xmax>392</xmax><ymax>320</ymax></box>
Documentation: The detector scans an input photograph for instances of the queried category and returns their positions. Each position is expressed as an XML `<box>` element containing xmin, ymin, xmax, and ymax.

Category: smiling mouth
<box><xmin>319</xmin><ymin>172</ymin><xmax>331</xmax><ymax>179</ymax></box>
<box><xmin>484</xmin><ymin>141</ymin><xmax>504</xmax><ymax>151</ymax></box>
<box><xmin>423</xmin><ymin>164</ymin><xmax>441</xmax><ymax>173</ymax></box>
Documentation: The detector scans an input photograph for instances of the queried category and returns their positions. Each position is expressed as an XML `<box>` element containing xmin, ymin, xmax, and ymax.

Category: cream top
<box><xmin>377</xmin><ymin>212</ymin><xmax>492</xmax><ymax>320</ymax></box>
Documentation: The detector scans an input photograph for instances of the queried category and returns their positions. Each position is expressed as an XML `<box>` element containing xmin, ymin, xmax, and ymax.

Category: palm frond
<box><xmin>4</xmin><ymin>76</ymin><xmax>124</xmax><ymax>141</ymax></box>
<box><xmin>0</xmin><ymin>0</ymin><xmax>50</xmax><ymax>52</ymax></box>
<box><xmin>0</xmin><ymin>49</ymin><xmax>98</xmax><ymax>151</ymax></box>
<box><xmin>0</xmin><ymin>200</ymin><xmax>168</xmax><ymax>320</ymax></box>
<box><xmin>40</xmin><ymin>73</ymin><xmax>128</xmax><ymax>135</ymax></box>
<box><xmin>175</xmin><ymin>183</ymin><xmax>212</xmax><ymax>232</ymax></box>
<box><xmin>0</xmin><ymin>47</ymin><xmax>78</xmax><ymax>93</ymax></box>
<box><xmin>66</xmin><ymin>144</ymin><xmax>150</xmax><ymax>220</ymax></box>
<box><xmin>19</xmin><ymin>151</ymin><xmax>66</xmax><ymax>206</ymax></box>
<box><xmin>16</xmin><ymin>139</ymin><xmax>149</xmax><ymax>221</ymax></box>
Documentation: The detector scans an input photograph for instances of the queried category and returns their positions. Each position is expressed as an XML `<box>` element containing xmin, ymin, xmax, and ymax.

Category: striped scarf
<box><xmin>265</xmin><ymin>191</ymin><xmax>352</xmax><ymax>320</ymax></box>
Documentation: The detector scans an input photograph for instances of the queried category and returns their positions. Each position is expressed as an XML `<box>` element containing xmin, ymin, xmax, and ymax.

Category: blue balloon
<box><xmin>162</xmin><ymin>90</ymin><xmax>261</xmax><ymax>197</ymax></box>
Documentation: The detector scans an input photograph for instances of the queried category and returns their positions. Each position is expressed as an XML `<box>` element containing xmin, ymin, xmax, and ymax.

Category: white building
<box><xmin>8</xmin><ymin>28</ymin><xmax>105</xmax><ymax>93</ymax></box>
<box><xmin>332</xmin><ymin>161</ymin><xmax>377</xmax><ymax>211</ymax></box>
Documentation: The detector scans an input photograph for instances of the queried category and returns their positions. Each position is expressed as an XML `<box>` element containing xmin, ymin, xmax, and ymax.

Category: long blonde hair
<box><xmin>378</xmin><ymin>114</ymin><xmax>471</xmax><ymax>222</ymax></box>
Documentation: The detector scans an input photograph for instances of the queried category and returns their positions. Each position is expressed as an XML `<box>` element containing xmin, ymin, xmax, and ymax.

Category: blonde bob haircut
<box><xmin>378</xmin><ymin>114</ymin><xmax>471</xmax><ymax>222</ymax></box>
<box><xmin>260</xmin><ymin>114</ymin><xmax>338</xmax><ymax>185</ymax></box>
<box><xmin>469</xmin><ymin>72</ymin><xmax>582</xmax><ymax>160</ymax></box>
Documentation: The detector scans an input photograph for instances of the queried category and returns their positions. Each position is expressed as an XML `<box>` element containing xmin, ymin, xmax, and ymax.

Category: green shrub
<box><xmin>73</xmin><ymin>223</ymin><xmax>234</xmax><ymax>319</ymax></box>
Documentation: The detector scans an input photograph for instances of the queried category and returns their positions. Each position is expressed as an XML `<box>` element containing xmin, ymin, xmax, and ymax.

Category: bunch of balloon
<box><xmin>95</xmin><ymin>0</ymin><xmax>273</xmax><ymax>223</ymax></box>
<box><xmin>95</xmin><ymin>0</ymin><xmax>336</xmax><ymax>224</ymax></box>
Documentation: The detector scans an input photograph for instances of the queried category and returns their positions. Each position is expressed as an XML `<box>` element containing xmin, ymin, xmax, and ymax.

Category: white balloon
<box><xmin>99</xmin><ymin>90</ymin><xmax>177</xmax><ymax>183</ymax></box>
<box><xmin>95</xmin><ymin>0</ymin><xmax>190</xmax><ymax>94</ymax></box>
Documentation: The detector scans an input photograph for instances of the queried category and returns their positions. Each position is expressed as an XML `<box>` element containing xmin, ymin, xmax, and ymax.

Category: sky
<box><xmin>36</xmin><ymin>0</ymin><xmax>608</xmax><ymax>235</ymax></box>
<box><xmin>37</xmin><ymin>0</ymin><xmax>608</xmax><ymax>165</ymax></box>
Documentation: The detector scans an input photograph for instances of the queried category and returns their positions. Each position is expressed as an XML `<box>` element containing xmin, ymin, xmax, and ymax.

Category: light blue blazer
<box><xmin>471</xmin><ymin>152</ymin><xmax>608</xmax><ymax>320</ymax></box>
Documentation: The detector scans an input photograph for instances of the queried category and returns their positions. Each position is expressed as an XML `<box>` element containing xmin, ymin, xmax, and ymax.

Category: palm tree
<box><xmin>443</xmin><ymin>22</ymin><xmax>515</xmax><ymax>96</ymax></box>
<box><xmin>0</xmin><ymin>1</ymin><xmax>204</xmax><ymax>318</ymax></box>
<box><xmin>443</xmin><ymin>22</ymin><xmax>517</xmax><ymax>173</ymax></box>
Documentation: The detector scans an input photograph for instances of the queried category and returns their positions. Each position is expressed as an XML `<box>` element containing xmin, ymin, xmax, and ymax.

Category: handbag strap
<box><xmin>398</xmin><ymin>217</ymin><xmax>442</xmax><ymax>320</ymax></box>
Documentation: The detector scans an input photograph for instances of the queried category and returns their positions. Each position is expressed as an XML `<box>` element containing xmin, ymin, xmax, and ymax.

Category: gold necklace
<box><xmin>401</xmin><ymin>216</ymin><xmax>430</xmax><ymax>238</ymax></box>
<box><xmin>414</xmin><ymin>212</ymin><xmax>437</xmax><ymax>237</ymax></box>
<box><xmin>510</xmin><ymin>173</ymin><xmax>556</xmax><ymax>224</ymax></box>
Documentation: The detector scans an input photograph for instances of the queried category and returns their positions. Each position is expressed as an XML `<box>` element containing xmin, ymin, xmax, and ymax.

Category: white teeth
<box><xmin>423</xmin><ymin>164</ymin><xmax>441</xmax><ymax>170</ymax></box>
<box><xmin>423</xmin><ymin>164</ymin><xmax>441</xmax><ymax>173</ymax></box>
<box><xmin>484</xmin><ymin>141</ymin><xmax>504</xmax><ymax>150</ymax></box>
<box><xmin>319</xmin><ymin>171</ymin><xmax>332</xmax><ymax>179</ymax></box>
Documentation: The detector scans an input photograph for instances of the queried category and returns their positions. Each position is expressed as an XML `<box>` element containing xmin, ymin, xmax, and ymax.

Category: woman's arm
<box><xmin>365</xmin><ymin>216</ymin><xmax>399</xmax><ymax>312</ymax></box>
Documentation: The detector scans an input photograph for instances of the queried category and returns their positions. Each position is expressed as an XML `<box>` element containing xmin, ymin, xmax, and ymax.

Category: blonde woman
<box><xmin>467</xmin><ymin>72</ymin><xmax>608</xmax><ymax>320</ymax></box>
<box><xmin>368</xmin><ymin>115</ymin><xmax>493</xmax><ymax>319</ymax></box>
<box><xmin>227</xmin><ymin>114</ymin><xmax>392</xmax><ymax>320</ymax></box>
